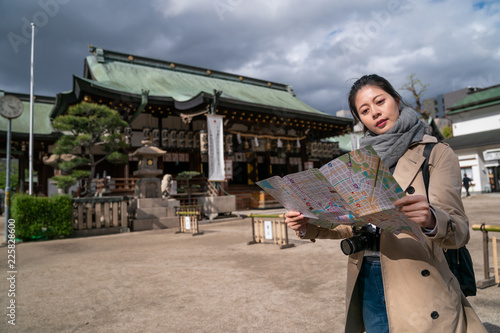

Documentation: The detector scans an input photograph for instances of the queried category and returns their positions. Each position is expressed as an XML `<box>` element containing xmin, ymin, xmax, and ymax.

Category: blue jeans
<box><xmin>358</xmin><ymin>258</ymin><xmax>389</xmax><ymax>333</ymax></box>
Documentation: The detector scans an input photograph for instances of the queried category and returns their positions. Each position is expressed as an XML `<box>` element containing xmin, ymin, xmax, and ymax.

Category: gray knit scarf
<box><xmin>359</xmin><ymin>107</ymin><xmax>428</xmax><ymax>171</ymax></box>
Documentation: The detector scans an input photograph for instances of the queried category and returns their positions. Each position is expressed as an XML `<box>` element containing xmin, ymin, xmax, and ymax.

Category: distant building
<box><xmin>0</xmin><ymin>91</ymin><xmax>58</xmax><ymax>195</ymax></box>
<box><xmin>333</xmin><ymin>110</ymin><xmax>364</xmax><ymax>151</ymax></box>
<box><xmin>445</xmin><ymin>84</ymin><xmax>500</xmax><ymax>193</ymax></box>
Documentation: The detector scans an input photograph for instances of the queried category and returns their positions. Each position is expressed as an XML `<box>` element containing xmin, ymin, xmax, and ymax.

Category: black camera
<box><xmin>340</xmin><ymin>224</ymin><xmax>380</xmax><ymax>255</ymax></box>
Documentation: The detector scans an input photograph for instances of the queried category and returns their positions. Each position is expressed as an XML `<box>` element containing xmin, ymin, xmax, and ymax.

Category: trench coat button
<box><xmin>421</xmin><ymin>269</ymin><xmax>430</xmax><ymax>277</ymax></box>
<box><xmin>406</xmin><ymin>186</ymin><xmax>415</xmax><ymax>194</ymax></box>
<box><xmin>431</xmin><ymin>311</ymin><xmax>439</xmax><ymax>319</ymax></box>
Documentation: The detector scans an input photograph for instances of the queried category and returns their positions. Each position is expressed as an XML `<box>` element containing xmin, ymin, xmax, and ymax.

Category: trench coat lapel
<box><xmin>392</xmin><ymin>148</ymin><xmax>426</xmax><ymax>191</ymax></box>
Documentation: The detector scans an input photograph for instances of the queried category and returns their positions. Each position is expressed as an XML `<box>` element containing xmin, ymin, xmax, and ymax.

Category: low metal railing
<box><xmin>472</xmin><ymin>223</ymin><xmax>500</xmax><ymax>289</ymax></box>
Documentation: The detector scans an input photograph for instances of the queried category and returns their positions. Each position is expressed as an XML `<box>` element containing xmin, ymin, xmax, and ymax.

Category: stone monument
<box><xmin>128</xmin><ymin>140</ymin><xmax>179</xmax><ymax>231</ymax></box>
<box><xmin>130</xmin><ymin>139</ymin><xmax>166</xmax><ymax>198</ymax></box>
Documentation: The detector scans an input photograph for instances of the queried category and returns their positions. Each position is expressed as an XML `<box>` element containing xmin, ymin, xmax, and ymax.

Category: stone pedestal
<box><xmin>130</xmin><ymin>198</ymin><xmax>180</xmax><ymax>231</ymax></box>
<box><xmin>134</xmin><ymin>177</ymin><xmax>162</xmax><ymax>198</ymax></box>
<box><xmin>198</xmin><ymin>195</ymin><xmax>236</xmax><ymax>220</ymax></box>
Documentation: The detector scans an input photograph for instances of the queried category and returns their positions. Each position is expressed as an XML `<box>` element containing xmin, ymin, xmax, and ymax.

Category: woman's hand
<box><xmin>394</xmin><ymin>195</ymin><xmax>436</xmax><ymax>229</ymax></box>
<box><xmin>284</xmin><ymin>210</ymin><xmax>309</xmax><ymax>232</ymax></box>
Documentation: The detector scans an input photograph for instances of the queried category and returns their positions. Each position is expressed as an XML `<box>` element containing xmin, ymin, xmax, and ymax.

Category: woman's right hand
<box><xmin>284</xmin><ymin>210</ymin><xmax>309</xmax><ymax>232</ymax></box>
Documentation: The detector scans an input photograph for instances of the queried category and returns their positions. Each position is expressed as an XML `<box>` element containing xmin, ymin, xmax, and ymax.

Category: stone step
<box><xmin>130</xmin><ymin>218</ymin><xmax>154</xmax><ymax>232</ymax></box>
<box><xmin>137</xmin><ymin>208</ymin><xmax>163</xmax><ymax>219</ymax></box>
<box><xmin>136</xmin><ymin>207</ymin><xmax>177</xmax><ymax>218</ymax></box>
<box><xmin>152</xmin><ymin>216</ymin><xmax>179</xmax><ymax>229</ymax></box>
<box><xmin>136</xmin><ymin>198</ymin><xmax>180</xmax><ymax>209</ymax></box>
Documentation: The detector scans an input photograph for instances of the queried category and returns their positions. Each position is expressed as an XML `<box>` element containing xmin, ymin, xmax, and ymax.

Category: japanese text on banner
<box><xmin>207</xmin><ymin>114</ymin><xmax>225</xmax><ymax>181</ymax></box>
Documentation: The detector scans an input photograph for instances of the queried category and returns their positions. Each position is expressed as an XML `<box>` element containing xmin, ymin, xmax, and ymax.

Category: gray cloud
<box><xmin>1</xmin><ymin>0</ymin><xmax>499</xmax><ymax>116</ymax></box>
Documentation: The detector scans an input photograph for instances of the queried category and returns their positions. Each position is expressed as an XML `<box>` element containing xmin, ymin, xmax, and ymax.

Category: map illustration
<box><xmin>256</xmin><ymin>146</ymin><xmax>428</xmax><ymax>249</ymax></box>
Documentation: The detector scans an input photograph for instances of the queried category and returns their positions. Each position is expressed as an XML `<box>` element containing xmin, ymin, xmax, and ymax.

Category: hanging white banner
<box><xmin>207</xmin><ymin>114</ymin><xmax>225</xmax><ymax>181</ymax></box>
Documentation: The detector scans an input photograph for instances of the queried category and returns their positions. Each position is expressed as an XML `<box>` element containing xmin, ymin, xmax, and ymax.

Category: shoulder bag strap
<box><xmin>422</xmin><ymin>143</ymin><xmax>436</xmax><ymax>202</ymax></box>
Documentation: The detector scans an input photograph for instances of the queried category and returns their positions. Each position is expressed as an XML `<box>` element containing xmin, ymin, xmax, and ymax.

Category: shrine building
<box><xmin>50</xmin><ymin>46</ymin><xmax>353</xmax><ymax>197</ymax></box>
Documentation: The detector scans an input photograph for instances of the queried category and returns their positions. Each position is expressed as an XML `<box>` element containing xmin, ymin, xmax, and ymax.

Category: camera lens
<box><xmin>340</xmin><ymin>234</ymin><xmax>370</xmax><ymax>255</ymax></box>
<box><xmin>341</xmin><ymin>238</ymin><xmax>356</xmax><ymax>255</ymax></box>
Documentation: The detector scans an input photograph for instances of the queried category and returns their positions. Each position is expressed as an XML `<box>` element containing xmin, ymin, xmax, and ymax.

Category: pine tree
<box><xmin>51</xmin><ymin>102</ymin><xmax>129</xmax><ymax>196</ymax></box>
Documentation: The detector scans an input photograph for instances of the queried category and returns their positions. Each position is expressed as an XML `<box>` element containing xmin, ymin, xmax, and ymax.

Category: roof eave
<box><xmin>444</xmin><ymin>129</ymin><xmax>500</xmax><ymax>150</ymax></box>
<box><xmin>51</xmin><ymin>77</ymin><xmax>353</xmax><ymax>131</ymax></box>
<box><xmin>219</xmin><ymin>97</ymin><xmax>353</xmax><ymax>125</ymax></box>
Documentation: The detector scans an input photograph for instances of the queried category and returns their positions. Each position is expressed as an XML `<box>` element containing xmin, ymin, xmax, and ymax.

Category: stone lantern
<box><xmin>130</xmin><ymin>140</ymin><xmax>166</xmax><ymax>198</ymax></box>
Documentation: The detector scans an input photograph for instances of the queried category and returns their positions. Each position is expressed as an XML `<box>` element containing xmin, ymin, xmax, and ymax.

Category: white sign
<box><xmin>225</xmin><ymin>159</ymin><xmax>233</xmax><ymax>180</ymax></box>
<box><xmin>184</xmin><ymin>216</ymin><xmax>191</xmax><ymax>230</ymax></box>
<box><xmin>207</xmin><ymin>114</ymin><xmax>225</xmax><ymax>181</ymax></box>
<box><xmin>484</xmin><ymin>149</ymin><xmax>500</xmax><ymax>161</ymax></box>
<box><xmin>264</xmin><ymin>221</ymin><xmax>273</xmax><ymax>240</ymax></box>
<box><xmin>170</xmin><ymin>180</ymin><xmax>177</xmax><ymax>195</ymax></box>
<box><xmin>304</xmin><ymin>161</ymin><xmax>314</xmax><ymax>170</ymax></box>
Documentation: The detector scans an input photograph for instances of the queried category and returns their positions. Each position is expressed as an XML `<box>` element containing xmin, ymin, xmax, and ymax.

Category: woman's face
<box><xmin>354</xmin><ymin>85</ymin><xmax>401</xmax><ymax>135</ymax></box>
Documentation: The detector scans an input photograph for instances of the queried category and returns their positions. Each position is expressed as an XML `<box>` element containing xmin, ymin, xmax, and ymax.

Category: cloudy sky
<box><xmin>1</xmin><ymin>0</ymin><xmax>499</xmax><ymax>116</ymax></box>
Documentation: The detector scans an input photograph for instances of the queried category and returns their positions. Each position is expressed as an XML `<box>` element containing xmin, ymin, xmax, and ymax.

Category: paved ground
<box><xmin>0</xmin><ymin>193</ymin><xmax>499</xmax><ymax>332</ymax></box>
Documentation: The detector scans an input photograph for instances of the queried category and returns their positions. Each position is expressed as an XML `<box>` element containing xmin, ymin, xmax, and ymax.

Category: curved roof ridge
<box><xmin>88</xmin><ymin>45</ymin><xmax>291</xmax><ymax>92</ymax></box>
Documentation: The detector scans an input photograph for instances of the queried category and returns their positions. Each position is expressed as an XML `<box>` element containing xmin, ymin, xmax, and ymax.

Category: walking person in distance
<box><xmin>462</xmin><ymin>173</ymin><xmax>473</xmax><ymax>197</ymax></box>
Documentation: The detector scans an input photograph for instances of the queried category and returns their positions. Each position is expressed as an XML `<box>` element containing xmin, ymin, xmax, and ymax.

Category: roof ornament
<box><xmin>95</xmin><ymin>47</ymin><xmax>105</xmax><ymax>63</ymax></box>
<box><xmin>180</xmin><ymin>105</ymin><xmax>210</xmax><ymax>124</ymax></box>
<box><xmin>127</xmin><ymin>89</ymin><xmax>149</xmax><ymax>125</ymax></box>
<box><xmin>211</xmin><ymin>89</ymin><xmax>223</xmax><ymax>115</ymax></box>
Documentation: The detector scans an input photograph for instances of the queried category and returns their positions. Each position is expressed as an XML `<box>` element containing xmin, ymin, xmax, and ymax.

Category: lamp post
<box><xmin>29</xmin><ymin>22</ymin><xmax>35</xmax><ymax>195</ymax></box>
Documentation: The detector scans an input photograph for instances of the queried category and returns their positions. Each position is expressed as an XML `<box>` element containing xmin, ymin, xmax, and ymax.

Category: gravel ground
<box><xmin>0</xmin><ymin>193</ymin><xmax>499</xmax><ymax>332</ymax></box>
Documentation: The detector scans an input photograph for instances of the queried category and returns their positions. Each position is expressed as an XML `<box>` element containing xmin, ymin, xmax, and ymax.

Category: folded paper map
<box><xmin>256</xmin><ymin>146</ymin><xmax>428</xmax><ymax>249</ymax></box>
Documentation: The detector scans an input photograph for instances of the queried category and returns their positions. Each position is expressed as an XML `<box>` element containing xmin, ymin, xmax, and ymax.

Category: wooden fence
<box><xmin>92</xmin><ymin>178</ymin><xmax>138</xmax><ymax>196</ymax></box>
<box><xmin>247</xmin><ymin>214</ymin><xmax>294</xmax><ymax>249</ymax></box>
<box><xmin>72</xmin><ymin>196</ymin><xmax>130</xmax><ymax>235</ymax></box>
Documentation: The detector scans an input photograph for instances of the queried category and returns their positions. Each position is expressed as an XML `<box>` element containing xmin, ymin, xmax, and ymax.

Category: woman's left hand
<box><xmin>394</xmin><ymin>195</ymin><xmax>436</xmax><ymax>229</ymax></box>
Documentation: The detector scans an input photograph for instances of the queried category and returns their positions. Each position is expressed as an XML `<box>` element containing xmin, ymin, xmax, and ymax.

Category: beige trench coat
<box><xmin>300</xmin><ymin>136</ymin><xmax>486</xmax><ymax>332</ymax></box>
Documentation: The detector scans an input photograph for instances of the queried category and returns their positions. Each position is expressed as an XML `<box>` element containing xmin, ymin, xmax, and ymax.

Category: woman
<box><xmin>285</xmin><ymin>74</ymin><xmax>486</xmax><ymax>332</ymax></box>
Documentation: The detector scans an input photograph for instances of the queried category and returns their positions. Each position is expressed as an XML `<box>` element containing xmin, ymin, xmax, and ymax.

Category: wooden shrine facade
<box><xmin>50</xmin><ymin>46</ymin><xmax>353</xmax><ymax>187</ymax></box>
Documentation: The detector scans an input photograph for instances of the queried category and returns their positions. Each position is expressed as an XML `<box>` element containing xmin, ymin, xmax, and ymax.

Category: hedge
<box><xmin>11</xmin><ymin>194</ymin><xmax>73</xmax><ymax>240</ymax></box>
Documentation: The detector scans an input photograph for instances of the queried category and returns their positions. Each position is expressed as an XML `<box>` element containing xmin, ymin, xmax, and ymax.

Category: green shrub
<box><xmin>45</xmin><ymin>195</ymin><xmax>73</xmax><ymax>237</ymax></box>
<box><xmin>11</xmin><ymin>194</ymin><xmax>73</xmax><ymax>240</ymax></box>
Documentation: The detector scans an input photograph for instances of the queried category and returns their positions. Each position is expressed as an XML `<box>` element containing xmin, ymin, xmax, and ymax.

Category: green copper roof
<box><xmin>0</xmin><ymin>96</ymin><xmax>55</xmax><ymax>135</ymax></box>
<box><xmin>448</xmin><ymin>85</ymin><xmax>500</xmax><ymax>115</ymax></box>
<box><xmin>84</xmin><ymin>47</ymin><xmax>326</xmax><ymax>115</ymax></box>
<box><xmin>324</xmin><ymin>134</ymin><xmax>355</xmax><ymax>152</ymax></box>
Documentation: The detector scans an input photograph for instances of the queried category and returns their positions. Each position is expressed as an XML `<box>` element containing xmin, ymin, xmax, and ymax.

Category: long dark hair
<box><xmin>348</xmin><ymin>74</ymin><xmax>403</xmax><ymax>124</ymax></box>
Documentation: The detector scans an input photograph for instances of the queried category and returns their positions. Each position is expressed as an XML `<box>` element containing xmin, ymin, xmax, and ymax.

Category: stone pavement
<box><xmin>0</xmin><ymin>194</ymin><xmax>499</xmax><ymax>332</ymax></box>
